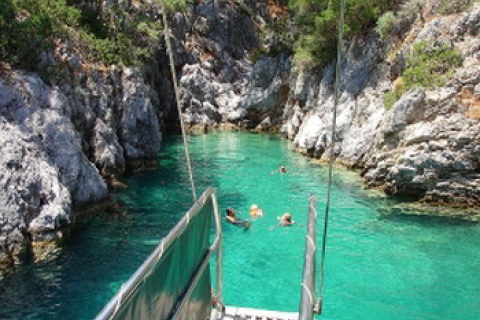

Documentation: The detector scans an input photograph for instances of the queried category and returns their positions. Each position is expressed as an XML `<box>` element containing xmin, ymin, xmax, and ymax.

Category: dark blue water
<box><xmin>1</xmin><ymin>132</ymin><xmax>480</xmax><ymax>320</ymax></box>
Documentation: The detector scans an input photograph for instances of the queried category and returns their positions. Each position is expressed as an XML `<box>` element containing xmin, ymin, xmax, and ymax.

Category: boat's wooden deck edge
<box><xmin>212</xmin><ymin>306</ymin><xmax>299</xmax><ymax>320</ymax></box>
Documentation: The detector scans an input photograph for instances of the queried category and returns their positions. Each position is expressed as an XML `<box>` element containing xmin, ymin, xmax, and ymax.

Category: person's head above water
<box><xmin>283</xmin><ymin>213</ymin><xmax>292</xmax><ymax>222</ymax></box>
<box><xmin>226</xmin><ymin>208</ymin><xmax>235</xmax><ymax>217</ymax></box>
<box><xmin>280</xmin><ymin>165</ymin><xmax>287</xmax><ymax>172</ymax></box>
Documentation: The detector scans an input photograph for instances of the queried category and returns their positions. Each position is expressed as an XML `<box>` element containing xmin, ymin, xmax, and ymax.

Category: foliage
<box><xmin>383</xmin><ymin>90</ymin><xmax>402</xmax><ymax>109</ymax></box>
<box><xmin>161</xmin><ymin>0</ymin><xmax>192</xmax><ymax>12</ymax></box>
<box><xmin>438</xmin><ymin>0</ymin><xmax>474</xmax><ymax>14</ymax></box>
<box><xmin>0</xmin><ymin>0</ymin><xmax>79</xmax><ymax>68</ymax></box>
<box><xmin>79</xmin><ymin>3</ymin><xmax>164</xmax><ymax>66</ymax></box>
<box><xmin>0</xmin><ymin>0</ymin><xmax>175</xmax><ymax>71</ymax></box>
<box><xmin>289</xmin><ymin>0</ymin><xmax>401</xmax><ymax>66</ymax></box>
<box><xmin>376</xmin><ymin>11</ymin><xmax>396</xmax><ymax>39</ymax></box>
<box><xmin>403</xmin><ymin>41</ymin><xmax>463</xmax><ymax>89</ymax></box>
<box><xmin>383</xmin><ymin>41</ymin><xmax>463</xmax><ymax>108</ymax></box>
<box><xmin>256</xmin><ymin>15</ymin><xmax>295</xmax><ymax>58</ymax></box>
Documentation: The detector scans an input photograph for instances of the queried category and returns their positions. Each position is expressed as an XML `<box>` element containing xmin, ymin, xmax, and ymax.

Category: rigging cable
<box><xmin>161</xmin><ymin>1</ymin><xmax>197</xmax><ymax>201</ymax></box>
<box><xmin>318</xmin><ymin>0</ymin><xmax>346</xmax><ymax>315</ymax></box>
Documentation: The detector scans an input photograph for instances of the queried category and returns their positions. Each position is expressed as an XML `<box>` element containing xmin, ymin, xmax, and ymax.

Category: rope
<box><xmin>318</xmin><ymin>0</ymin><xmax>346</xmax><ymax>313</ymax></box>
<box><xmin>161</xmin><ymin>1</ymin><xmax>197</xmax><ymax>202</ymax></box>
<box><xmin>157</xmin><ymin>240</ymin><xmax>165</xmax><ymax>261</ymax></box>
<box><xmin>300</xmin><ymin>282</ymin><xmax>314</xmax><ymax>306</ymax></box>
<box><xmin>108</xmin><ymin>283</ymin><xmax>127</xmax><ymax>320</ymax></box>
<box><xmin>306</xmin><ymin>235</ymin><xmax>316</xmax><ymax>251</ymax></box>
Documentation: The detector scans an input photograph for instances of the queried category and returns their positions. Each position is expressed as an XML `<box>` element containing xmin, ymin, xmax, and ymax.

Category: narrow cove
<box><xmin>1</xmin><ymin>132</ymin><xmax>480</xmax><ymax>320</ymax></box>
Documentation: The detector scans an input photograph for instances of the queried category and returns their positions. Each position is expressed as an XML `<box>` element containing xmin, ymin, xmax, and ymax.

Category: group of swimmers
<box><xmin>225</xmin><ymin>165</ymin><xmax>293</xmax><ymax>229</ymax></box>
<box><xmin>225</xmin><ymin>206</ymin><xmax>295</xmax><ymax>229</ymax></box>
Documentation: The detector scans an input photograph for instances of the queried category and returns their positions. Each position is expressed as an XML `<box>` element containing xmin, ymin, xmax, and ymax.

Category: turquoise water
<box><xmin>1</xmin><ymin>132</ymin><xmax>480</xmax><ymax>320</ymax></box>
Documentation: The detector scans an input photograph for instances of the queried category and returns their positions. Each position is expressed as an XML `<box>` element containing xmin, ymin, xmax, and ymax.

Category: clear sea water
<box><xmin>1</xmin><ymin>132</ymin><xmax>480</xmax><ymax>320</ymax></box>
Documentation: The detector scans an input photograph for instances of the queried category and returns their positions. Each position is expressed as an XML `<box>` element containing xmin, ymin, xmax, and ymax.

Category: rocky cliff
<box><xmin>281</xmin><ymin>2</ymin><xmax>480</xmax><ymax>209</ymax></box>
<box><xmin>174</xmin><ymin>0</ymin><xmax>291</xmax><ymax>131</ymax></box>
<box><xmin>0</xmin><ymin>0</ymin><xmax>282</xmax><ymax>273</ymax></box>
<box><xmin>0</xmin><ymin>63</ymin><xmax>164</xmax><ymax>270</ymax></box>
<box><xmin>177</xmin><ymin>1</ymin><xmax>480</xmax><ymax>211</ymax></box>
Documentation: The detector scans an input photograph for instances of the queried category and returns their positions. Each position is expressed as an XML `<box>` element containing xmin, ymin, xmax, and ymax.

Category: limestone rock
<box><xmin>382</xmin><ymin>87</ymin><xmax>426</xmax><ymax>136</ymax></box>
<box><xmin>0</xmin><ymin>65</ymin><xmax>163</xmax><ymax>268</ymax></box>
<box><xmin>451</xmin><ymin>3</ymin><xmax>480</xmax><ymax>37</ymax></box>
<box><xmin>0</xmin><ymin>119</ymin><xmax>71</xmax><ymax>267</ymax></box>
<box><xmin>25</xmin><ymin>110</ymin><xmax>108</xmax><ymax>205</ymax></box>
<box><xmin>119</xmin><ymin>68</ymin><xmax>162</xmax><ymax>162</ymax></box>
<box><xmin>282</xmin><ymin>3</ymin><xmax>480</xmax><ymax>211</ymax></box>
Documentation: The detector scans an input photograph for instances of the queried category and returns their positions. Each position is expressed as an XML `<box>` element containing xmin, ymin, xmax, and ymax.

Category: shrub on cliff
<box><xmin>0</xmin><ymin>0</ymin><xmax>79</xmax><ymax>69</ymax></box>
<box><xmin>384</xmin><ymin>40</ymin><xmax>463</xmax><ymax>108</ymax></box>
<box><xmin>290</xmin><ymin>0</ymin><xmax>402</xmax><ymax>65</ymax></box>
<box><xmin>437</xmin><ymin>0</ymin><xmax>475</xmax><ymax>14</ymax></box>
<box><xmin>162</xmin><ymin>0</ymin><xmax>192</xmax><ymax>11</ymax></box>
<box><xmin>0</xmin><ymin>0</ymin><xmax>186</xmax><ymax>72</ymax></box>
<box><xmin>376</xmin><ymin>11</ymin><xmax>396</xmax><ymax>39</ymax></box>
<box><xmin>403</xmin><ymin>41</ymin><xmax>463</xmax><ymax>88</ymax></box>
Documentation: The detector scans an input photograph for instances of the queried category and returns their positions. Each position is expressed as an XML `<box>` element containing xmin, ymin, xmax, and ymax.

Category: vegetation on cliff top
<box><xmin>285</xmin><ymin>0</ymin><xmax>402</xmax><ymax>66</ymax></box>
<box><xmin>0</xmin><ymin>0</ymin><xmax>189</xmax><ymax>72</ymax></box>
<box><xmin>1</xmin><ymin>0</ymin><xmax>474</xmax><ymax>73</ymax></box>
<box><xmin>284</xmin><ymin>0</ymin><xmax>476</xmax><ymax>66</ymax></box>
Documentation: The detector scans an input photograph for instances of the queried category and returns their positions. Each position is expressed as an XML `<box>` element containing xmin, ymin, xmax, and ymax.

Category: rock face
<box><xmin>0</xmin><ymin>119</ymin><xmax>71</xmax><ymax>267</ymax></box>
<box><xmin>282</xmin><ymin>33</ymin><xmax>390</xmax><ymax>163</ymax></box>
<box><xmin>281</xmin><ymin>2</ymin><xmax>480</xmax><ymax>208</ymax></box>
<box><xmin>363</xmin><ymin>86</ymin><xmax>480</xmax><ymax>207</ymax></box>
<box><xmin>175</xmin><ymin>0</ymin><xmax>291</xmax><ymax>131</ymax></box>
<box><xmin>0</xmin><ymin>65</ymin><xmax>162</xmax><ymax>270</ymax></box>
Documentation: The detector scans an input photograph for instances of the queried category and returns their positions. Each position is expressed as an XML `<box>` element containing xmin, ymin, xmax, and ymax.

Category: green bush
<box><xmin>0</xmin><ymin>0</ymin><xmax>177</xmax><ymax>71</ymax></box>
<box><xmin>289</xmin><ymin>0</ymin><xmax>402</xmax><ymax>66</ymax></box>
<box><xmin>438</xmin><ymin>0</ymin><xmax>474</xmax><ymax>14</ymax></box>
<box><xmin>0</xmin><ymin>0</ymin><xmax>72</xmax><ymax>68</ymax></box>
<box><xmin>403</xmin><ymin>41</ymin><xmax>463</xmax><ymax>89</ymax></box>
<box><xmin>376</xmin><ymin>11</ymin><xmax>396</xmax><ymax>39</ymax></box>
<box><xmin>161</xmin><ymin>0</ymin><xmax>192</xmax><ymax>12</ymax></box>
<box><xmin>383</xmin><ymin>41</ymin><xmax>463</xmax><ymax>108</ymax></box>
<box><xmin>383</xmin><ymin>90</ymin><xmax>402</xmax><ymax>109</ymax></box>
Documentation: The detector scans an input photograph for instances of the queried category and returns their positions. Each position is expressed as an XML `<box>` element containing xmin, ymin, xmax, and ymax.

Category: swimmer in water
<box><xmin>226</xmin><ymin>208</ymin><xmax>238</xmax><ymax>223</ymax></box>
<box><xmin>226</xmin><ymin>208</ymin><xmax>251</xmax><ymax>229</ymax></box>
<box><xmin>271</xmin><ymin>165</ymin><xmax>287</xmax><ymax>174</ymax></box>
<box><xmin>249</xmin><ymin>204</ymin><xmax>264</xmax><ymax>218</ymax></box>
<box><xmin>278</xmin><ymin>213</ymin><xmax>295</xmax><ymax>226</ymax></box>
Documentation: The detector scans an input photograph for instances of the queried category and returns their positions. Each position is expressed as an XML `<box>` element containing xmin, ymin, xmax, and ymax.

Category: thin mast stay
<box><xmin>318</xmin><ymin>0</ymin><xmax>346</xmax><ymax>315</ymax></box>
<box><xmin>161</xmin><ymin>0</ymin><xmax>197</xmax><ymax>202</ymax></box>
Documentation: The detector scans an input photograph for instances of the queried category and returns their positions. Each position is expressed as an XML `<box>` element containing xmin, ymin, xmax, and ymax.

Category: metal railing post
<box><xmin>211</xmin><ymin>191</ymin><xmax>223</xmax><ymax>305</ymax></box>
<box><xmin>299</xmin><ymin>195</ymin><xmax>318</xmax><ymax>320</ymax></box>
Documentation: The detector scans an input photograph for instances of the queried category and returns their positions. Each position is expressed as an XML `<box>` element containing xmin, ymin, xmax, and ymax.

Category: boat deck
<box><xmin>213</xmin><ymin>306</ymin><xmax>299</xmax><ymax>320</ymax></box>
